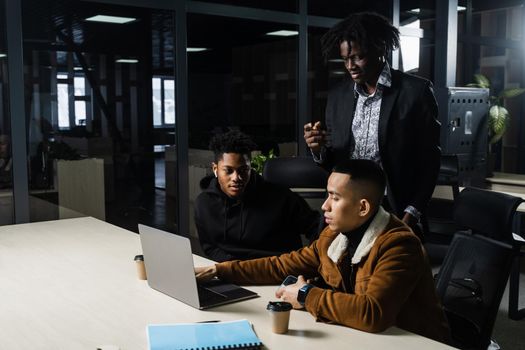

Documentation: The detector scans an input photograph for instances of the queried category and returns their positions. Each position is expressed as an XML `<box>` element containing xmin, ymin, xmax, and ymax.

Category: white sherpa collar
<box><xmin>327</xmin><ymin>206</ymin><xmax>390</xmax><ymax>264</ymax></box>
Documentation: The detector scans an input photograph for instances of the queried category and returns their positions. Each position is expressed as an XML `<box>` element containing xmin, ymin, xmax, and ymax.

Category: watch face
<box><xmin>298</xmin><ymin>284</ymin><xmax>312</xmax><ymax>305</ymax></box>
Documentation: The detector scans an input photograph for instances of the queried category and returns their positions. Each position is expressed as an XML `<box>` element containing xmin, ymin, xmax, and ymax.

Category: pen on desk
<box><xmin>197</xmin><ymin>320</ymin><xmax>221</xmax><ymax>323</ymax></box>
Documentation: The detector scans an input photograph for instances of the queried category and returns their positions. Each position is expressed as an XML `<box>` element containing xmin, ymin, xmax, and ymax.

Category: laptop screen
<box><xmin>138</xmin><ymin>224</ymin><xmax>201</xmax><ymax>308</ymax></box>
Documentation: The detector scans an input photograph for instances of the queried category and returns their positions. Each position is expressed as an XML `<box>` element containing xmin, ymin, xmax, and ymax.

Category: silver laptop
<box><xmin>138</xmin><ymin>224</ymin><xmax>258</xmax><ymax>309</ymax></box>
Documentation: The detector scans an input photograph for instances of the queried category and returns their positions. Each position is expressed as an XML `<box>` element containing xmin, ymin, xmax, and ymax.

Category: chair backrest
<box><xmin>437</xmin><ymin>154</ymin><xmax>460</xmax><ymax>199</ymax></box>
<box><xmin>435</xmin><ymin>232</ymin><xmax>514</xmax><ymax>349</ymax></box>
<box><xmin>453</xmin><ymin>187</ymin><xmax>524</xmax><ymax>243</ymax></box>
<box><xmin>424</xmin><ymin>154</ymin><xmax>461</xmax><ymax>244</ymax></box>
<box><xmin>262</xmin><ymin>157</ymin><xmax>328</xmax><ymax>198</ymax></box>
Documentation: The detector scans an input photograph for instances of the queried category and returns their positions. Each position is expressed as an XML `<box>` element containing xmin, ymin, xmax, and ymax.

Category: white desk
<box><xmin>486</xmin><ymin>172</ymin><xmax>525</xmax><ymax>194</ymax></box>
<box><xmin>432</xmin><ymin>185</ymin><xmax>525</xmax><ymax>212</ymax></box>
<box><xmin>0</xmin><ymin>217</ymin><xmax>454</xmax><ymax>350</ymax></box>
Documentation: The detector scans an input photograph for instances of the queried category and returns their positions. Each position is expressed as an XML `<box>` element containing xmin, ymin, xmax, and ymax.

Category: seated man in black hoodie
<box><xmin>194</xmin><ymin>130</ymin><xmax>321</xmax><ymax>262</ymax></box>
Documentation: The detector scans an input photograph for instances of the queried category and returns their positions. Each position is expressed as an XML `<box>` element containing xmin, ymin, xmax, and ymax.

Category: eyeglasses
<box><xmin>341</xmin><ymin>54</ymin><xmax>367</xmax><ymax>65</ymax></box>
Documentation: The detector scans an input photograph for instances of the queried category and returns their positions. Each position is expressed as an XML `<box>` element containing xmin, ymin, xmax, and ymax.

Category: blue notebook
<box><xmin>147</xmin><ymin>319</ymin><xmax>262</xmax><ymax>350</ymax></box>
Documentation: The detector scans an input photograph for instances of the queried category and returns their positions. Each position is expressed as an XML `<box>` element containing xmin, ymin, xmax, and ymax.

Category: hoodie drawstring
<box><xmin>222</xmin><ymin>198</ymin><xmax>246</xmax><ymax>241</ymax></box>
<box><xmin>240</xmin><ymin>201</ymin><xmax>245</xmax><ymax>239</ymax></box>
<box><xmin>223</xmin><ymin>198</ymin><xmax>228</xmax><ymax>242</ymax></box>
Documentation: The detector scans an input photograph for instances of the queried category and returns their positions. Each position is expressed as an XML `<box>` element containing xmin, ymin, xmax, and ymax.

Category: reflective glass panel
<box><xmin>22</xmin><ymin>0</ymin><xmax>177</xmax><ymax>233</ymax></box>
<box><xmin>187</xmin><ymin>14</ymin><xmax>298</xmax><ymax>238</ymax></box>
<box><xmin>400</xmin><ymin>0</ymin><xmax>436</xmax><ymax>80</ymax></box>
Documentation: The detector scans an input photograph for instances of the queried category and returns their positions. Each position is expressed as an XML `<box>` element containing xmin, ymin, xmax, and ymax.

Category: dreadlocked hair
<box><xmin>320</xmin><ymin>12</ymin><xmax>400</xmax><ymax>62</ymax></box>
<box><xmin>209</xmin><ymin>130</ymin><xmax>257</xmax><ymax>162</ymax></box>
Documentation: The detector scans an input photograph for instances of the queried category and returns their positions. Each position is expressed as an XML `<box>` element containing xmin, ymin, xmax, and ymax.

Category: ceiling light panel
<box><xmin>187</xmin><ymin>47</ymin><xmax>209</xmax><ymax>52</ymax></box>
<box><xmin>116</xmin><ymin>59</ymin><xmax>139</xmax><ymax>63</ymax></box>
<box><xmin>265</xmin><ymin>30</ymin><xmax>298</xmax><ymax>37</ymax></box>
<box><xmin>85</xmin><ymin>15</ymin><xmax>136</xmax><ymax>24</ymax></box>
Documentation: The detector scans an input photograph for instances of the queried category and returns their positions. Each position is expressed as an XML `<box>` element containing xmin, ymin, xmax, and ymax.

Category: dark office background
<box><xmin>1</xmin><ymin>0</ymin><xmax>525</xmax><ymax>239</ymax></box>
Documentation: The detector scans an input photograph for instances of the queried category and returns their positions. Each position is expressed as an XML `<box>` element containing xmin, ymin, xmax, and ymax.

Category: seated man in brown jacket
<box><xmin>195</xmin><ymin>159</ymin><xmax>450</xmax><ymax>344</ymax></box>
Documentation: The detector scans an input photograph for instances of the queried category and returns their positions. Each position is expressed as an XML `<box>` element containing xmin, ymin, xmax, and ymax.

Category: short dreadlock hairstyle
<box><xmin>321</xmin><ymin>12</ymin><xmax>400</xmax><ymax>62</ymax></box>
<box><xmin>209</xmin><ymin>130</ymin><xmax>257</xmax><ymax>162</ymax></box>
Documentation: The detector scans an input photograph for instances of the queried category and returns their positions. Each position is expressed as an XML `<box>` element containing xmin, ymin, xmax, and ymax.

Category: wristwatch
<box><xmin>297</xmin><ymin>284</ymin><xmax>314</xmax><ymax>306</ymax></box>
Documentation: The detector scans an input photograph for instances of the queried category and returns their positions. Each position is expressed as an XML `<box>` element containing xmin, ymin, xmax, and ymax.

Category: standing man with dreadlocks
<box><xmin>304</xmin><ymin>12</ymin><xmax>440</xmax><ymax>235</ymax></box>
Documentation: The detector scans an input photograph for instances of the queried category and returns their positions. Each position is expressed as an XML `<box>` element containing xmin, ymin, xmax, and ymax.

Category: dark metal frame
<box><xmin>434</xmin><ymin>0</ymin><xmax>458</xmax><ymax>88</ymax></box>
<box><xmin>174</xmin><ymin>1</ymin><xmax>189</xmax><ymax>236</ymax></box>
<box><xmin>391</xmin><ymin>0</ymin><xmax>399</xmax><ymax>70</ymax></box>
<box><xmin>521</xmin><ymin>4</ymin><xmax>525</xmax><ymax>173</ymax></box>
<box><xmin>5</xmin><ymin>0</ymin><xmax>29</xmax><ymax>223</ymax></box>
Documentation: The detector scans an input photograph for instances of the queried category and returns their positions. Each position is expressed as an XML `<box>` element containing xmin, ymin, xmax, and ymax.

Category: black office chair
<box><xmin>435</xmin><ymin>232</ymin><xmax>514</xmax><ymax>350</ymax></box>
<box><xmin>509</xmin><ymin>239</ymin><xmax>525</xmax><ymax>320</ymax></box>
<box><xmin>438</xmin><ymin>154</ymin><xmax>461</xmax><ymax>199</ymax></box>
<box><xmin>262</xmin><ymin>157</ymin><xmax>328</xmax><ymax>199</ymax></box>
<box><xmin>424</xmin><ymin>155</ymin><xmax>461</xmax><ymax>265</ymax></box>
<box><xmin>453</xmin><ymin>187</ymin><xmax>522</xmax><ymax>243</ymax></box>
<box><xmin>453</xmin><ymin>187</ymin><xmax>525</xmax><ymax>320</ymax></box>
<box><xmin>426</xmin><ymin>154</ymin><xmax>461</xmax><ymax>244</ymax></box>
<box><xmin>263</xmin><ymin>157</ymin><xmax>329</xmax><ymax>241</ymax></box>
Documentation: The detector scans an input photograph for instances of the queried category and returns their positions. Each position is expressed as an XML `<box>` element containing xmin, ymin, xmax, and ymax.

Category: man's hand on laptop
<box><xmin>195</xmin><ymin>265</ymin><xmax>217</xmax><ymax>282</ymax></box>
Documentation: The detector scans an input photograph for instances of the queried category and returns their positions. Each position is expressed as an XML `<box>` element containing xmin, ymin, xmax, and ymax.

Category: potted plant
<box><xmin>251</xmin><ymin>149</ymin><xmax>276</xmax><ymax>175</ymax></box>
<box><xmin>467</xmin><ymin>74</ymin><xmax>525</xmax><ymax>175</ymax></box>
<box><xmin>467</xmin><ymin>74</ymin><xmax>525</xmax><ymax>144</ymax></box>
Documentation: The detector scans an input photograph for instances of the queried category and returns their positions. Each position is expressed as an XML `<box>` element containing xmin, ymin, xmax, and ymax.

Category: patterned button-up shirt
<box><xmin>350</xmin><ymin>62</ymin><xmax>392</xmax><ymax>163</ymax></box>
<box><xmin>313</xmin><ymin>62</ymin><xmax>421</xmax><ymax>219</ymax></box>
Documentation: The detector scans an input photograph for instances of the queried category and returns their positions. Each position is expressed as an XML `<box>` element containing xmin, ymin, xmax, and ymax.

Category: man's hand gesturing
<box><xmin>303</xmin><ymin>121</ymin><xmax>326</xmax><ymax>156</ymax></box>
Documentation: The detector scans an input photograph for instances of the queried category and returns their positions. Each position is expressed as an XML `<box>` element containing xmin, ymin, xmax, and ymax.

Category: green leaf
<box><xmin>490</xmin><ymin>132</ymin><xmax>504</xmax><ymax>144</ymax></box>
<box><xmin>467</xmin><ymin>74</ymin><xmax>523</xmax><ymax>143</ymax></box>
<box><xmin>473</xmin><ymin>74</ymin><xmax>490</xmax><ymax>88</ymax></box>
<box><xmin>251</xmin><ymin>149</ymin><xmax>277</xmax><ymax>175</ymax></box>
<box><xmin>488</xmin><ymin>105</ymin><xmax>509</xmax><ymax>144</ymax></box>
<box><xmin>498</xmin><ymin>88</ymin><xmax>525</xmax><ymax>99</ymax></box>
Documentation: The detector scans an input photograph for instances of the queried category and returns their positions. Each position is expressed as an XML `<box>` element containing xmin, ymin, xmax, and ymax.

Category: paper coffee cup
<box><xmin>134</xmin><ymin>254</ymin><xmax>147</xmax><ymax>280</ymax></box>
<box><xmin>267</xmin><ymin>301</ymin><xmax>292</xmax><ymax>334</ymax></box>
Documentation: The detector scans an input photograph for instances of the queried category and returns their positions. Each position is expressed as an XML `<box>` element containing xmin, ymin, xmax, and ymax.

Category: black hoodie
<box><xmin>194</xmin><ymin>173</ymin><xmax>320</xmax><ymax>262</ymax></box>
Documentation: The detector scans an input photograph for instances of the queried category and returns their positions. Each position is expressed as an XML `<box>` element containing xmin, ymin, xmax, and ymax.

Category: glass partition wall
<box><xmin>398</xmin><ymin>0</ymin><xmax>436</xmax><ymax>80</ymax></box>
<box><xmin>186</xmin><ymin>14</ymin><xmax>299</xmax><ymax>239</ymax></box>
<box><xmin>20</xmin><ymin>0</ymin><xmax>177</xmax><ymax>232</ymax></box>
<box><xmin>456</xmin><ymin>1</ymin><xmax>525</xmax><ymax>173</ymax></box>
<box><xmin>5</xmin><ymin>0</ymin><xmax>525</xmax><ymax>239</ymax></box>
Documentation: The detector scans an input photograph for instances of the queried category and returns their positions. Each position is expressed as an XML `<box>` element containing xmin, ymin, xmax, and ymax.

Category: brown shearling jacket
<box><xmin>216</xmin><ymin>208</ymin><xmax>450</xmax><ymax>344</ymax></box>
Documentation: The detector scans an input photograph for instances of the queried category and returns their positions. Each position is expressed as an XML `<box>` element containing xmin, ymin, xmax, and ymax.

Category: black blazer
<box><xmin>322</xmin><ymin>69</ymin><xmax>441</xmax><ymax>217</ymax></box>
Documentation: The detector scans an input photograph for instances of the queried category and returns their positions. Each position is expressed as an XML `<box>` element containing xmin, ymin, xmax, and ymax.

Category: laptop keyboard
<box><xmin>197</xmin><ymin>279</ymin><xmax>258</xmax><ymax>307</ymax></box>
<box><xmin>197</xmin><ymin>285</ymin><xmax>228</xmax><ymax>304</ymax></box>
